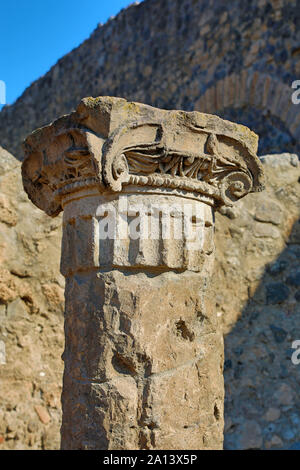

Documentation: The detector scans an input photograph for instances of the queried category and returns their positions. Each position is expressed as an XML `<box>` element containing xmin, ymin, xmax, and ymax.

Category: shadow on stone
<box><xmin>223</xmin><ymin>217</ymin><xmax>300</xmax><ymax>450</ymax></box>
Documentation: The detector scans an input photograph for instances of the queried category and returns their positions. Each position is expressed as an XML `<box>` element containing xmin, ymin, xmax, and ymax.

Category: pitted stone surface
<box><xmin>22</xmin><ymin>96</ymin><xmax>263</xmax><ymax>217</ymax></box>
<box><xmin>0</xmin><ymin>146</ymin><xmax>64</xmax><ymax>450</ymax></box>
<box><xmin>0</xmin><ymin>0</ymin><xmax>298</xmax><ymax>451</ymax></box>
<box><xmin>0</xmin><ymin>148</ymin><xmax>298</xmax><ymax>450</ymax></box>
<box><xmin>20</xmin><ymin>97</ymin><xmax>263</xmax><ymax>450</ymax></box>
<box><xmin>61</xmin><ymin>270</ymin><xmax>223</xmax><ymax>450</ymax></box>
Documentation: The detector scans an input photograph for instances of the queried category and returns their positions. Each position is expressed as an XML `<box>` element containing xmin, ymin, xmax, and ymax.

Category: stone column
<box><xmin>22</xmin><ymin>97</ymin><xmax>264</xmax><ymax>450</ymax></box>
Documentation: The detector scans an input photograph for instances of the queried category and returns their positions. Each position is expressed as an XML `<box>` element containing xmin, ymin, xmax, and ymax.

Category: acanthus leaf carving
<box><xmin>102</xmin><ymin>121</ymin><xmax>255</xmax><ymax>208</ymax></box>
<box><xmin>22</xmin><ymin>97</ymin><xmax>264</xmax><ymax>215</ymax></box>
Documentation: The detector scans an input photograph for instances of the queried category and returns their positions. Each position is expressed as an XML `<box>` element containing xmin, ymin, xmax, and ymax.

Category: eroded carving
<box><xmin>22</xmin><ymin>96</ymin><xmax>264</xmax><ymax>215</ymax></box>
<box><xmin>101</xmin><ymin>120</ymin><xmax>257</xmax><ymax>208</ymax></box>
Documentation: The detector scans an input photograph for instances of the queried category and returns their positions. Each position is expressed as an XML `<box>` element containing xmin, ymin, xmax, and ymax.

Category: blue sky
<box><xmin>0</xmin><ymin>0</ymin><xmax>134</xmax><ymax>109</ymax></box>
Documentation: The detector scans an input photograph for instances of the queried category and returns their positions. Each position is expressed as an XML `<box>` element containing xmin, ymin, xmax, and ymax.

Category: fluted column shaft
<box><xmin>59</xmin><ymin>190</ymin><xmax>224</xmax><ymax>449</ymax></box>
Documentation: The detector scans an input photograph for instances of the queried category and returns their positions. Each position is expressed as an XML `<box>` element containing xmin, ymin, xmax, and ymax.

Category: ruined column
<box><xmin>22</xmin><ymin>97</ymin><xmax>264</xmax><ymax>450</ymax></box>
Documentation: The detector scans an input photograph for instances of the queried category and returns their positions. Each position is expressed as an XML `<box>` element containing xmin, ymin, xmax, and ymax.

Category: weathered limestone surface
<box><xmin>21</xmin><ymin>97</ymin><xmax>263</xmax><ymax>450</ymax></box>
<box><xmin>62</xmin><ymin>270</ymin><xmax>223</xmax><ymax>449</ymax></box>
<box><xmin>1</xmin><ymin>150</ymin><xmax>298</xmax><ymax>450</ymax></box>
<box><xmin>59</xmin><ymin>191</ymin><xmax>221</xmax><ymax>449</ymax></box>
<box><xmin>0</xmin><ymin>146</ymin><xmax>64</xmax><ymax>449</ymax></box>
<box><xmin>218</xmin><ymin>154</ymin><xmax>300</xmax><ymax>450</ymax></box>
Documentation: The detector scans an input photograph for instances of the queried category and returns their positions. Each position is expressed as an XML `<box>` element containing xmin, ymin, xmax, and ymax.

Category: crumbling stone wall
<box><xmin>0</xmin><ymin>0</ymin><xmax>299</xmax><ymax>159</ymax></box>
<box><xmin>0</xmin><ymin>147</ymin><xmax>64</xmax><ymax>449</ymax></box>
<box><xmin>217</xmin><ymin>153</ymin><xmax>300</xmax><ymax>450</ymax></box>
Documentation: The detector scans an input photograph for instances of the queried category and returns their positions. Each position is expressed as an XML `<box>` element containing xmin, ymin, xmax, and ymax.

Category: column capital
<box><xmin>22</xmin><ymin>96</ymin><xmax>264</xmax><ymax>216</ymax></box>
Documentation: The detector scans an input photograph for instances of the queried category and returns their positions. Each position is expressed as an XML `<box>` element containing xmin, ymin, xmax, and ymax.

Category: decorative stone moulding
<box><xmin>22</xmin><ymin>96</ymin><xmax>264</xmax><ymax>217</ymax></box>
<box><xmin>22</xmin><ymin>97</ymin><xmax>264</xmax><ymax>450</ymax></box>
